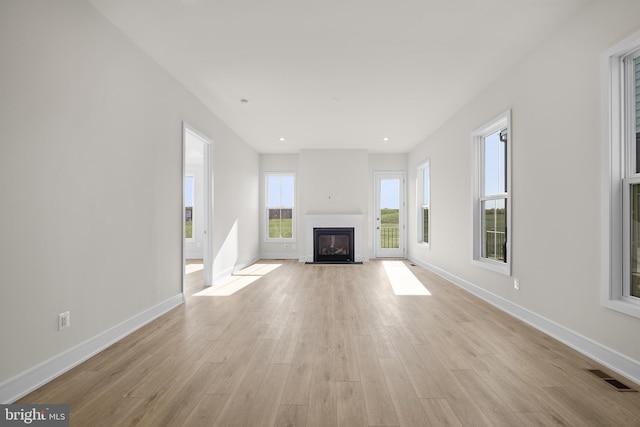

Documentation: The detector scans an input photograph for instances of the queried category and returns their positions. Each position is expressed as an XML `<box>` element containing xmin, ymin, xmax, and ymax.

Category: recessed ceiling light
<box><xmin>383</xmin><ymin>137</ymin><xmax>389</xmax><ymax>141</ymax></box>
<box><xmin>279</xmin><ymin>137</ymin><xmax>285</xmax><ymax>141</ymax></box>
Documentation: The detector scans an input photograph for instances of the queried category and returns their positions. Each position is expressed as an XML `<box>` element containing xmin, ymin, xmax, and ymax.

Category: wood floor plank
<box><xmin>542</xmin><ymin>386</ymin><xmax>640</xmax><ymax>426</ymax></box>
<box><xmin>336</xmin><ymin>382</ymin><xmax>368</xmax><ymax>427</ymax></box>
<box><xmin>379</xmin><ymin>357</ymin><xmax>431</xmax><ymax>427</ymax></box>
<box><xmin>307</xmin><ymin>346</ymin><xmax>338</xmax><ymax>426</ymax></box>
<box><xmin>15</xmin><ymin>259</ymin><xmax>640</xmax><ymax>426</ymax></box>
<box><xmin>205</xmin><ymin>323</ymin><xmax>270</xmax><ymax>395</ymax></box>
<box><xmin>17</xmin><ymin>370</ymin><xmax>108</xmax><ymax>407</ymax></box>
<box><xmin>275</xmin><ymin>405</ymin><xmax>308</xmax><ymax>427</ymax></box>
<box><xmin>419</xmin><ymin>398</ymin><xmax>463</xmax><ymax>427</ymax></box>
<box><xmin>213</xmin><ymin>339</ymin><xmax>278</xmax><ymax>426</ymax></box>
<box><xmin>139</xmin><ymin>362</ymin><xmax>221</xmax><ymax>427</ymax></box>
<box><xmin>245</xmin><ymin>363</ymin><xmax>291</xmax><ymax>427</ymax></box>
<box><xmin>90</xmin><ymin>397</ymin><xmax>149</xmax><ymax>427</ymax></box>
<box><xmin>468</xmin><ymin>353</ymin><xmax>543</xmax><ymax>414</ymax></box>
<box><xmin>181</xmin><ymin>394</ymin><xmax>229</xmax><ymax>427</ymax></box>
<box><xmin>388</xmin><ymin>329</ymin><xmax>442</xmax><ymax>399</ymax></box>
<box><xmin>413</xmin><ymin>344</ymin><xmax>493</xmax><ymax>426</ymax></box>
<box><xmin>353</xmin><ymin>334</ymin><xmax>400</xmax><ymax>426</ymax></box>
<box><xmin>363</xmin><ymin>309</ymin><xmax>398</xmax><ymax>358</ymax></box>
<box><xmin>333</xmin><ymin>319</ymin><xmax>360</xmax><ymax>382</ymax></box>
<box><xmin>271</xmin><ymin>312</ymin><xmax>304</xmax><ymax>364</ymax></box>
<box><xmin>514</xmin><ymin>411</ymin><xmax>569</xmax><ymax>427</ymax></box>
<box><xmin>281</xmin><ymin>328</ymin><xmax>317</xmax><ymax>405</ymax></box>
<box><xmin>70</xmin><ymin>354</ymin><xmax>169</xmax><ymax>423</ymax></box>
<box><xmin>451</xmin><ymin>369</ymin><xmax>522</xmax><ymax>426</ymax></box>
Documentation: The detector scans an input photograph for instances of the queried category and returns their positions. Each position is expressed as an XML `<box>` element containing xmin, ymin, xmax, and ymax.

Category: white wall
<box><xmin>296</xmin><ymin>150</ymin><xmax>370</xmax><ymax>260</ymax></box>
<box><xmin>0</xmin><ymin>0</ymin><xmax>258</xmax><ymax>396</ymax></box>
<box><xmin>299</xmin><ymin>149</ymin><xmax>369</xmax><ymax>215</ymax></box>
<box><xmin>260</xmin><ymin>151</ymin><xmax>408</xmax><ymax>260</ymax></box>
<box><xmin>408</xmin><ymin>0</ymin><xmax>640</xmax><ymax>375</ymax></box>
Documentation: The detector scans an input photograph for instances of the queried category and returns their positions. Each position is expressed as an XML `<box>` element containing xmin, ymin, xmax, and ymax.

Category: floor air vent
<box><xmin>587</xmin><ymin>369</ymin><xmax>637</xmax><ymax>392</ymax></box>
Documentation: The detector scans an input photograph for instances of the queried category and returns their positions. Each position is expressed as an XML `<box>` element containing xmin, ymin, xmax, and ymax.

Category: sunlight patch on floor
<box><xmin>234</xmin><ymin>262</ymin><xmax>282</xmax><ymax>276</ymax></box>
<box><xmin>194</xmin><ymin>275</ymin><xmax>261</xmax><ymax>296</ymax></box>
<box><xmin>193</xmin><ymin>263</ymin><xmax>282</xmax><ymax>297</ymax></box>
<box><xmin>382</xmin><ymin>260</ymin><xmax>431</xmax><ymax>296</ymax></box>
<box><xmin>185</xmin><ymin>262</ymin><xmax>204</xmax><ymax>275</ymax></box>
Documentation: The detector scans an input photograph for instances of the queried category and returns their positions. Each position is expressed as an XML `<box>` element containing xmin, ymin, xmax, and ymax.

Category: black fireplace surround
<box><xmin>313</xmin><ymin>227</ymin><xmax>354</xmax><ymax>263</ymax></box>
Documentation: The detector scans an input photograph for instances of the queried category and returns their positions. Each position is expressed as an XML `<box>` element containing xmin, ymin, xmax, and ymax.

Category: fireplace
<box><xmin>313</xmin><ymin>227</ymin><xmax>354</xmax><ymax>263</ymax></box>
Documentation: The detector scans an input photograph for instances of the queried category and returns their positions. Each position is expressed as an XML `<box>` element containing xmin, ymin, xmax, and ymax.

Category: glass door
<box><xmin>375</xmin><ymin>172</ymin><xmax>405</xmax><ymax>258</ymax></box>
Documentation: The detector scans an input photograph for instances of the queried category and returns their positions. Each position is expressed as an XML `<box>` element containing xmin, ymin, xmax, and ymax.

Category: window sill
<box><xmin>602</xmin><ymin>297</ymin><xmax>640</xmax><ymax>319</ymax></box>
<box><xmin>472</xmin><ymin>258</ymin><xmax>511</xmax><ymax>276</ymax></box>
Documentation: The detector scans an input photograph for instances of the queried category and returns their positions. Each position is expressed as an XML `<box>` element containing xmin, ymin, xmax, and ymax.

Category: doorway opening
<box><xmin>183</xmin><ymin>123</ymin><xmax>213</xmax><ymax>294</ymax></box>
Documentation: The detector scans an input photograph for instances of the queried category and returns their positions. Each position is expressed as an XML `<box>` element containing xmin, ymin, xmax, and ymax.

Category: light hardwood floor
<box><xmin>19</xmin><ymin>259</ymin><xmax>640</xmax><ymax>426</ymax></box>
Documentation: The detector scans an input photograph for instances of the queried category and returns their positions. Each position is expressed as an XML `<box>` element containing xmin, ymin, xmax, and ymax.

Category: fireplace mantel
<box><xmin>301</xmin><ymin>214</ymin><xmax>367</xmax><ymax>263</ymax></box>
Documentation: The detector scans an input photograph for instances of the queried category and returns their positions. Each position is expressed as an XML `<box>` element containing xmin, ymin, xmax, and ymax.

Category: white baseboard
<box><xmin>260</xmin><ymin>253</ymin><xmax>300</xmax><ymax>260</ymax></box>
<box><xmin>408</xmin><ymin>256</ymin><xmax>640</xmax><ymax>385</ymax></box>
<box><xmin>0</xmin><ymin>294</ymin><xmax>184</xmax><ymax>404</ymax></box>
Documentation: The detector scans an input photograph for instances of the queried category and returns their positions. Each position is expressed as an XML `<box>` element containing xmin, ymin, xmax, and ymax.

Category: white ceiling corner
<box><xmin>88</xmin><ymin>0</ymin><xmax>595</xmax><ymax>154</ymax></box>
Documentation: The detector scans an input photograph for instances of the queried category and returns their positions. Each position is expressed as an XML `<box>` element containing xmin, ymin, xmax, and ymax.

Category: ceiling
<box><xmin>88</xmin><ymin>0</ymin><xmax>594</xmax><ymax>154</ymax></box>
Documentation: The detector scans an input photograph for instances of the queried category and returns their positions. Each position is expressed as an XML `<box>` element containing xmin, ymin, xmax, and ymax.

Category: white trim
<box><xmin>373</xmin><ymin>171</ymin><xmax>406</xmax><ymax>258</ymax></box>
<box><xmin>471</xmin><ymin>110</ymin><xmax>511</xmax><ymax>276</ymax></box>
<box><xmin>260</xmin><ymin>253</ymin><xmax>300</xmax><ymax>260</ymax></box>
<box><xmin>301</xmin><ymin>214</ymin><xmax>366</xmax><ymax>262</ymax></box>
<box><xmin>408</xmin><ymin>256</ymin><xmax>640</xmax><ymax>386</ymax></box>
<box><xmin>0</xmin><ymin>294</ymin><xmax>184</xmax><ymax>404</ymax></box>
<box><xmin>601</xmin><ymin>30</ymin><xmax>640</xmax><ymax>318</ymax></box>
<box><xmin>417</xmin><ymin>159</ymin><xmax>430</xmax><ymax>247</ymax></box>
<box><xmin>182</xmin><ymin>122</ymin><xmax>214</xmax><ymax>287</ymax></box>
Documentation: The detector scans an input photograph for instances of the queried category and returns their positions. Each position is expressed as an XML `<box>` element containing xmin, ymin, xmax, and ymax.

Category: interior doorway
<box><xmin>374</xmin><ymin>172</ymin><xmax>405</xmax><ymax>258</ymax></box>
<box><xmin>183</xmin><ymin>123</ymin><xmax>213</xmax><ymax>292</ymax></box>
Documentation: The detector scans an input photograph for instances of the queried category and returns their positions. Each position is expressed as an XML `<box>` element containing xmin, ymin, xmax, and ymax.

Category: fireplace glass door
<box><xmin>313</xmin><ymin>228</ymin><xmax>354</xmax><ymax>263</ymax></box>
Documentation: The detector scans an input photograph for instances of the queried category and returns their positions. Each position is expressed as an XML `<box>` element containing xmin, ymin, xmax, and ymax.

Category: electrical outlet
<box><xmin>58</xmin><ymin>311</ymin><xmax>70</xmax><ymax>331</ymax></box>
<box><xmin>514</xmin><ymin>278</ymin><xmax>520</xmax><ymax>290</ymax></box>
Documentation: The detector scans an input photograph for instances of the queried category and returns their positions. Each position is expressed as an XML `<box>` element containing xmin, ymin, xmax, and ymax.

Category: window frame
<box><xmin>417</xmin><ymin>159</ymin><xmax>430</xmax><ymax>246</ymax></box>
<box><xmin>602</xmin><ymin>31</ymin><xmax>640</xmax><ymax>318</ymax></box>
<box><xmin>471</xmin><ymin>110</ymin><xmax>512</xmax><ymax>275</ymax></box>
<box><xmin>264</xmin><ymin>172</ymin><xmax>296</xmax><ymax>242</ymax></box>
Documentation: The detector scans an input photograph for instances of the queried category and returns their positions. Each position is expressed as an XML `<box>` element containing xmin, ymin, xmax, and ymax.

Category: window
<box><xmin>265</xmin><ymin>173</ymin><xmax>295</xmax><ymax>241</ymax></box>
<box><xmin>472</xmin><ymin>110</ymin><xmax>511</xmax><ymax>275</ymax></box>
<box><xmin>602</xmin><ymin>31</ymin><xmax>640</xmax><ymax>317</ymax></box>
<box><xmin>417</xmin><ymin>160</ymin><xmax>430</xmax><ymax>245</ymax></box>
<box><xmin>185</xmin><ymin>174</ymin><xmax>194</xmax><ymax>240</ymax></box>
